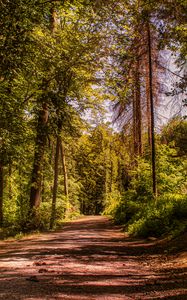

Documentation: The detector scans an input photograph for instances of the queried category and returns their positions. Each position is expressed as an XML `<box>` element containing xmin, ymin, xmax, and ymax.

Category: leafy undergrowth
<box><xmin>0</xmin><ymin>212</ymin><xmax>83</xmax><ymax>241</ymax></box>
<box><xmin>0</xmin><ymin>201</ymin><xmax>82</xmax><ymax>241</ymax></box>
<box><xmin>105</xmin><ymin>193</ymin><xmax>187</xmax><ymax>238</ymax></box>
<box><xmin>104</xmin><ymin>145</ymin><xmax>187</xmax><ymax>239</ymax></box>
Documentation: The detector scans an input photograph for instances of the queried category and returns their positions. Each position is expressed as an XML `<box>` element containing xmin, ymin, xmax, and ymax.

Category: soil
<box><xmin>0</xmin><ymin>216</ymin><xmax>186</xmax><ymax>300</ymax></box>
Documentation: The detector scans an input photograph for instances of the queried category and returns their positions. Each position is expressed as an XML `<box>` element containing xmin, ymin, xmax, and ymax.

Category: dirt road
<box><xmin>0</xmin><ymin>216</ymin><xmax>186</xmax><ymax>299</ymax></box>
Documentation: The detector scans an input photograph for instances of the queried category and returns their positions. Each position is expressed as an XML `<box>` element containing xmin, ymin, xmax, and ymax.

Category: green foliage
<box><xmin>38</xmin><ymin>201</ymin><xmax>66</xmax><ymax>230</ymax></box>
<box><xmin>66</xmin><ymin>177</ymin><xmax>82</xmax><ymax>218</ymax></box>
<box><xmin>105</xmin><ymin>142</ymin><xmax>187</xmax><ymax>237</ymax></box>
<box><xmin>75</xmin><ymin>124</ymin><xmax>122</xmax><ymax>215</ymax></box>
<box><xmin>111</xmin><ymin>199</ymin><xmax>141</xmax><ymax>226</ymax></box>
<box><xmin>128</xmin><ymin>194</ymin><xmax>187</xmax><ymax>237</ymax></box>
<box><xmin>157</xmin><ymin>144</ymin><xmax>187</xmax><ymax>193</ymax></box>
<box><xmin>161</xmin><ymin>117</ymin><xmax>187</xmax><ymax>156</ymax></box>
<box><xmin>129</xmin><ymin>159</ymin><xmax>153</xmax><ymax>201</ymax></box>
<box><xmin>105</xmin><ymin>192</ymin><xmax>187</xmax><ymax>238</ymax></box>
<box><xmin>104</xmin><ymin>190</ymin><xmax>123</xmax><ymax>216</ymax></box>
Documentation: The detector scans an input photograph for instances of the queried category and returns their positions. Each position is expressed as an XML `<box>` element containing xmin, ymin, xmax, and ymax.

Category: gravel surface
<box><xmin>0</xmin><ymin>216</ymin><xmax>186</xmax><ymax>299</ymax></box>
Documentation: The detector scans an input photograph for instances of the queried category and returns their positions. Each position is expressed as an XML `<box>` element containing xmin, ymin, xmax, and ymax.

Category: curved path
<box><xmin>0</xmin><ymin>216</ymin><xmax>186</xmax><ymax>299</ymax></box>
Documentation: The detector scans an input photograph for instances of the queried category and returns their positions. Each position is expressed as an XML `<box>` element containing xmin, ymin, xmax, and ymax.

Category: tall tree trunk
<box><xmin>0</xmin><ymin>163</ymin><xmax>3</xmax><ymax>226</ymax></box>
<box><xmin>8</xmin><ymin>164</ymin><xmax>13</xmax><ymax>201</ymax></box>
<box><xmin>60</xmin><ymin>142</ymin><xmax>68</xmax><ymax>197</ymax></box>
<box><xmin>146</xmin><ymin>61</ymin><xmax>152</xmax><ymax>147</ymax></box>
<box><xmin>30</xmin><ymin>103</ymin><xmax>49</xmax><ymax>209</ymax></box>
<box><xmin>109</xmin><ymin>143</ymin><xmax>113</xmax><ymax>193</ymax></box>
<box><xmin>133</xmin><ymin>89</ymin><xmax>138</xmax><ymax>155</ymax></box>
<box><xmin>30</xmin><ymin>6</ymin><xmax>56</xmax><ymax>212</ymax></box>
<box><xmin>50</xmin><ymin>135</ymin><xmax>61</xmax><ymax>229</ymax></box>
<box><xmin>147</xmin><ymin>21</ymin><xmax>157</xmax><ymax>197</ymax></box>
<box><xmin>60</xmin><ymin>141</ymin><xmax>69</xmax><ymax>217</ymax></box>
<box><xmin>49</xmin><ymin>5</ymin><xmax>59</xmax><ymax>228</ymax></box>
<box><xmin>133</xmin><ymin>58</ymin><xmax>142</xmax><ymax>156</ymax></box>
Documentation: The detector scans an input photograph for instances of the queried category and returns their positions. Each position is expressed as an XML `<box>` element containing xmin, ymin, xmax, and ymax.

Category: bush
<box><xmin>105</xmin><ymin>142</ymin><xmax>187</xmax><ymax>238</ymax></box>
<box><xmin>128</xmin><ymin>194</ymin><xmax>187</xmax><ymax>237</ymax></box>
<box><xmin>104</xmin><ymin>190</ymin><xmax>146</xmax><ymax>225</ymax></box>
<box><xmin>103</xmin><ymin>190</ymin><xmax>123</xmax><ymax>216</ymax></box>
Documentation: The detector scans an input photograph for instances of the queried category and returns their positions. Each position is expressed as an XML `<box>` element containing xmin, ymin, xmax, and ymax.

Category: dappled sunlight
<box><xmin>0</xmin><ymin>217</ymin><xmax>186</xmax><ymax>299</ymax></box>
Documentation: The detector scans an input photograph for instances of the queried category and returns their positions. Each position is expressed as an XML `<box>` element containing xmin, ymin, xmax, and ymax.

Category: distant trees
<box><xmin>74</xmin><ymin>124</ymin><xmax>127</xmax><ymax>215</ymax></box>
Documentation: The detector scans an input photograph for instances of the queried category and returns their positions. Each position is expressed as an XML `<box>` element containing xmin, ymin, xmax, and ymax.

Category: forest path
<box><xmin>0</xmin><ymin>216</ymin><xmax>186</xmax><ymax>300</ymax></box>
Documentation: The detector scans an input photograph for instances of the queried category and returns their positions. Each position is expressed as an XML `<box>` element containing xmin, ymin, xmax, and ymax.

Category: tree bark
<box><xmin>133</xmin><ymin>58</ymin><xmax>142</xmax><ymax>156</ymax></box>
<box><xmin>109</xmin><ymin>143</ymin><xmax>113</xmax><ymax>193</ymax></box>
<box><xmin>147</xmin><ymin>21</ymin><xmax>157</xmax><ymax>197</ymax></box>
<box><xmin>60</xmin><ymin>142</ymin><xmax>68</xmax><ymax>197</ymax></box>
<box><xmin>146</xmin><ymin>61</ymin><xmax>152</xmax><ymax>147</ymax></box>
<box><xmin>60</xmin><ymin>141</ymin><xmax>69</xmax><ymax>217</ymax></box>
<box><xmin>8</xmin><ymin>164</ymin><xmax>13</xmax><ymax>201</ymax></box>
<box><xmin>50</xmin><ymin>135</ymin><xmax>61</xmax><ymax>229</ymax></box>
<box><xmin>30</xmin><ymin>103</ymin><xmax>49</xmax><ymax>209</ymax></box>
<box><xmin>133</xmin><ymin>89</ymin><xmax>137</xmax><ymax>155</ymax></box>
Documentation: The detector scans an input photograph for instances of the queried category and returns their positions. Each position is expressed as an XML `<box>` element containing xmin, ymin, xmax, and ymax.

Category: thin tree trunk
<box><xmin>133</xmin><ymin>0</ymin><xmax>144</xmax><ymax>156</ymax></box>
<box><xmin>60</xmin><ymin>141</ymin><xmax>69</xmax><ymax>217</ymax></box>
<box><xmin>146</xmin><ymin>61</ymin><xmax>152</xmax><ymax>146</ymax></box>
<box><xmin>109</xmin><ymin>143</ymin><xmax>113</xmax><ymax>193</ymax></box>
<box><xmin>133</xmin><ymin>89</ymin><xmax>138</xmax><ymax>155</ymax></box>
<box><xmin>133</xmin><ymin>58</ymin><xmax>142</xmax><ymax>156</ymax></box>
<box><xmin>50</xmin><ymin>135</ymin><xmax>61</xmax><ymax>229</ymax></box>
<box><xmin>0</xmin><ymin>163</ymin><xmax>3</xmax><ymax>226</ymax></box>
<box><xmin>117</xmin><ymin>159</ymin><xmax>123</xmax><ymax>193</ymax></box>
<box><xmin>104</xmin><ymin>147</ymin><xmax>109</xmax><ymax>196</ymax></box>
<box><xmin>8</xmin><ymin>164</ymin><xmax>13</xmax><ymax>201</ymax></box>
<box><xmin>136</xmin><ymin>60</ymin><xmax>142</xmax><ymax>156</ymax></box>
<box><xmin>60</xmin><ymin>142</ymin><xmax>68</xmax><ymax>197</ymax></box>
<box><xmin>147</xmin><ymin>21</ymin><xmax>157</xmax><ymax>197</ymax></box>
<box><xmin>41</xmin><ymin>173</ymin><xmax>45</xmax><ymax>203</ymax></box>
